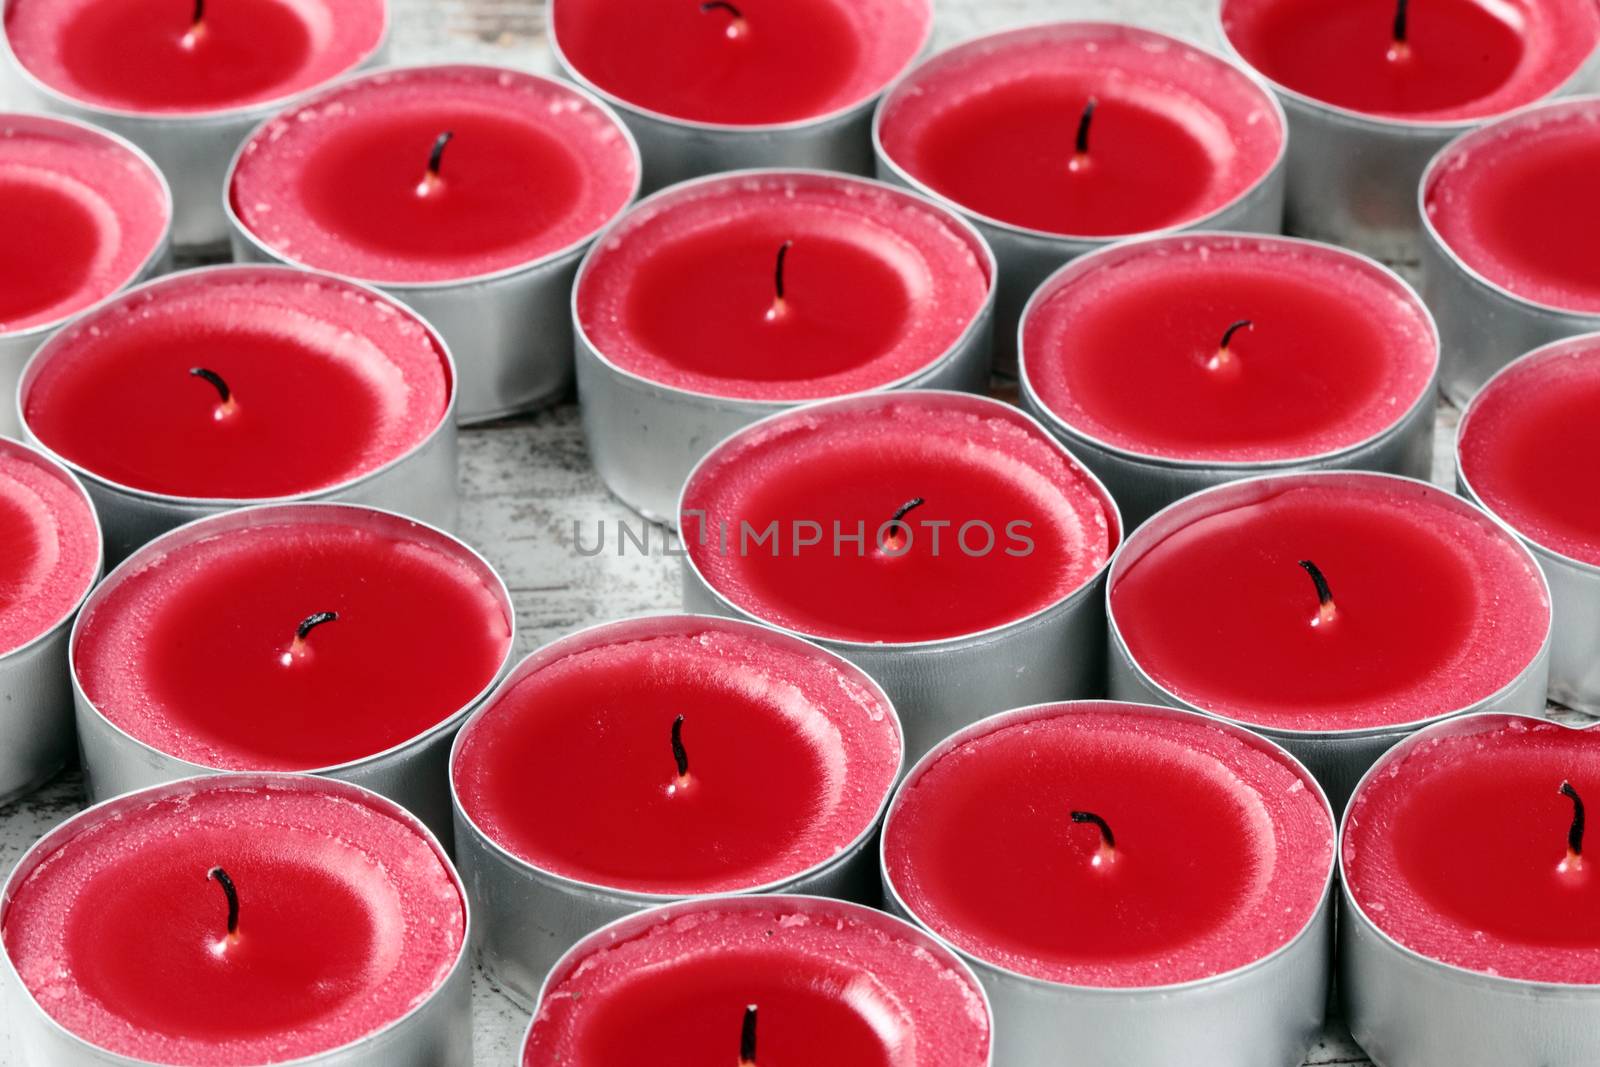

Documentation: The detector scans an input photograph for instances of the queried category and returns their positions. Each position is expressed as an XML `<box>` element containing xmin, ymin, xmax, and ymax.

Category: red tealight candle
<box><xmin>450</xmin><ymin>614</ymin><xmax>901</xmax><ymax>1003</ymax></box>
<box><xmin>882</xmin><ymin>702</ymin><xmax>1334</xmax><ymax>1063</ymax></box>
<box><xmin>522</xmin><ymin>896</ymin><xmax>990</xmax><ymax>1067</ymax></box>
<box><xmin>1020</xmin><ymin>233</ymin><xmax>1436</xmax><ymax>522</ymax></box>
<box><xmin>1340</xmin><ymin>715</ymin><xmax>1600</xmax><ymax>1064</ymax></box>
<box><xmin>1222</xmin><ymin>0</ymin><xmax>1600</xmax><ymax>121</ymax></box>
<box><xmin>551</xmin><ymin>0</ymin><xmax>928</xmax><ymax>127</ymax></box>
<box><xmin>4</xmin><ymin>0</ymin><xmax>386</xmax><ymax>114</ymax></box>
<box><xmin>1</xmin><ymin>775</ymin><xmax>468</xmax><ymax>1066</ymax></box>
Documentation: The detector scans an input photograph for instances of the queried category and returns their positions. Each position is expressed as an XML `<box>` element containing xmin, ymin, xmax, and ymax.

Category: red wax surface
<box><xmin>884</xmin><ymin>704</ymin><xmax>1333</xmax><ymax>986</ymax></box>
<box><xmin>4</xmin><ymin>0</ymin><xmax>385</xmax><ymax>114</ymax></box>
<box><xmin>552</xmin><ymin>0</ymin><xmax>929</xmax><ymax>125</ymax></box>
<box><xmin>0</xmin><ymin>442</ymin><xmax>97</xmax><ymax>656</ymax></box>
<box><xmin>578</xmin><ymin>173</ymin><xmax>990</xmax><ymax>400</ymax></box>
<box><xmin>876</xmin><ymin>24</ymin><xmax>1284</xmax><ymax>237</ymax></box>
<box><xmin>523</xmin><ymin>899</ymin><xmax>990</xmax><ymax>1067</ymax></box>
<box><xmin>230</xmin><ymin>66</ymin><xmax>639</xmax><ymax>284</ymax></box>
<box><xmin>1460</xmin><ymin>340</ymin><xmax>1600</xmax><ymax>566</ymax></box>
<box><xmin>23</xmin><ymin>269</ymin><xmax>451</xmax><ymax>500</ymax></box>
<box><xmin>1223</xmin><ymin>0</ymin><xmax>1599</xmax><ymax>122</ymax></box>
<box><xmin>1</xmin><ymin>777</ymin><xmax>464</xmax><ymax>1064</ymax></box>
<box><xmin>1345</xmin><ymin>717</ymin><xmax>1600</xmax><ymax>983</ymax></box>
<box><xmin>1426</xmin><ymin>100</ymin><xmax>1600</xmax><ymax>311</ymax></box>
<box><xmin>1023</xmin><ymin>235</ymin><xmax>1435</xmax><ymax>462</ymax></box>
<box><xmin>681</xmin><ymin>394</ymin><xmax>1119</xmax><ymax>644</ymax></box>
<box><xmin>0</xmin><ymin>115</ymin><xmax>167</xmax><ymax>333</ymax></box>
<box><xmin>1111</xmin><ymin>479</ymin><xmax>1549</xmax><ymax>732</ymax></box>
<box><xmin>74</xmin><ymin>513</ymin><xmax>511</xmax><ymax>770</ymax></box>
<box><xmin>454</xmin><ymin>620</ymin><xmax>899</xmax><ymax>894</ymax></box>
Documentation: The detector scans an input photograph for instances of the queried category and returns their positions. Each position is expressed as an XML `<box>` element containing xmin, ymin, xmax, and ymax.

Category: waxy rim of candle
<box><xmin>521</xmin><ymin>892</ymin><xmax>994</xmax><ymax>1065</ymax></box>
<box><xmin>1017</xmin><ymin>230</ymin><xmax>1439</xmax><ymax>469</ymax></box>
<box><xmin>450</xmin><ymin>612</ymin><xmax>904</xmax><ymax>903</ymax></box>
<box><xmin>572</xmin><ymin>168</ymin><xmax>997</xmax><ymax>405</ymax></box>
<box><xmin>16</xmin><ymin>263</ymin><xmax>457</xmax><ymax>509</ymax></box>
<box><xmin>0</xmin><ymin>0</ymin><xmax>390</xmax><ymax>123</ymax></box>
<box><xmin>0</xmin><ymin>771</ymin><xmax>470</xmax><ymax>1065</ymax></box>
<box><xmin>1456</xmin><ymin>333</ymin><xmax>1600</xmax><ymax>575</ymax></box>
<box><xmin>225</xmin><ymin>63</ymin><xmax>644</xmax><ymax>290</ymax></box>
<box><xmin>871</xmin><ymin>21</ymin><xmax>1289</xmax><ymax>243</ymax></box>
<box><xmin>1107</xmin><ymin>469</ymin><xmax>1553</xmax><ymax>740</ymax></box>
<box><xmin>881</xmin><ymin>699</ymin><xmax>1336</xmax><ymax>993</ymax></box>
<box><xmin>1419</xmin><ymin>95</ymin><xmax>1600</xmax><ymax>317</ymax></box>
<box><xmin>1215</xmin><ymin>0</ymin><xmax>1600</xmax><ymax>131</ymax></box>
<box><xmin>68</xmin><ymin>501</ymin><xmax>515</xmax><ymax>778</ymax></box>
<box><xmin>0</xmin><ymin>112</ymin><xmax>173</xmax><ymax>342</ymax></box>
<box><xmin>548</xmin><ymin>0</ymin><xmax>933</xmax><ymax>135</ymax></box>
<box><xmin>1340</xmin><ymin>711</ymin><xmax>1600</xmax><ymax>989</ymax></box>
<box><xmin>0</xmin><ymin>435</ymin><xmax>102</xmax><ymax>664</ymax></box>
<box><xmin>677</xmin><ymin>389</ymin><xmax>1123</xmax><ymax>651</ymax></box>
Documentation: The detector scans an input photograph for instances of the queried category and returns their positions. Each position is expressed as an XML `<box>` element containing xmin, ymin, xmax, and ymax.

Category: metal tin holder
<box><xmin>521</xmin><ymin>893</ymin><xmax>995</xmax><ymax>1065</ymax></box>
<box><xmin>574</xmin><ymin>169</ymin><xmax>997</xmax><ymax>524</ymax></box>
<box><xmin>1456</xmin><ymin>336</ymin><xmax>1600</xmax><ymax>712</ymax></box>
<box><xmin>1215</xmin><ymin>7</ymin><xmax>1600</xmax><ymax>265</ymax></box>
<box><xmin>1419</xmin><ymin>98</ymin><xmax>1600</xmax><ymax>405</ymax></box>
<box><xmin>68</xmin><ymin>503</ymin><xmax>515</xmax><ymax>845</ymax></box>
<box><xmin>0</xmin><ymin>115</ymin><xmax>173</xmax><ymax>439</ymax></box>
<box><xmin>0</xmin><ymin>3</ymin><xmax>389</xmax><ymax>254</ymax></box>
<box><xmin>872</xmin><ymin>26</ymin><xmax>1288</xmax><ymax>375</ymax></box>
<box><xmin>677</xmin><ymin>390</ymin><xmax>1124</xmax><ymax>765</ymax></box>
<box><xmin>224</xmin><ymin>67</ymin><xmax>643</xmax><ymax>424</ymax></box>
<box><xmin>547</xmin><ymin>0</ymin><xmax>931</xmax><ymax>193</ymax></box>
<box><xmin>0</xmin><ymin>773</ymin><xmax>473</xmax><ymax>1067</ymax></box>
<box><xmin>1017</xmin><ymin>232</ymin><xmax>1438</xmax><ymax>529</ymax></box>
<box><xmin>1339</xmin><ymin>713</ymin><xmax>1600</xmax><ymax>1067</ymax></box>
<box><xmin>449</xmin><ymin>613</ymin><xmax>904</xmax><ymax>1009</ymax></box>
<box><xmin>0</xmin><ymin>439</ymin><xmax>102</xmax><ymax>805</ymax></box>
<box><xmin>16</xmin><ymin>265</ymin><xmax>461</xmax><ymax>564</ymax></box>
<box><xmin>881</xmin><ymin>701</ymin><xmax>1336</xmax><ymax>1067</ymax></box>
<box><xmin>1106</xmin><ymin>471</ymin><xmax>1553</xmax><ymax>813</ymax></box>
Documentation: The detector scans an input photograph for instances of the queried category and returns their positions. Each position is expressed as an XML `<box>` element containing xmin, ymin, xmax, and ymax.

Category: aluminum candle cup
<box><xmin>880</xmin><ymin>701</ymin><xmax>1336</xmax><ymax>1067</ymax></box>
<box><xmin>1456</xmin><ymin>335</ymin><xmax>1600</xmax><ymax>712</ymax></box>
<box><xmin>1017</xmin><ymin>232</ymin><xmax>1438</xmax><ymax>528</ymax></box>
<box><xmin>0</xmin><ymin>0</ymin><xmax>389</xmax><ymax>252</ymax></box>
<box><xmin>521</xmin><ymin>894</ymin><xmax>994</xmax><ymax>1066</ymax></box>
<box><xmin>548</xmin><ymin>0</ymin><xmax>932</xmax><ymax>192</ymax></box>
<box><xmin>17</xmin><ymin>266</ymin><xmax>459</xmax><ymax>563</ymax></box>
<box><xmin>0</xmin><ymin>438</ymin><xmax>101</xmax><ymax>804</ymax></box>
<box><xmin>574</xmin><ymin>169</ymin><xmax>996</xmax><ymax>524</ymax></box>
<box><xmin>874</xmin><ymin>22</ymin><xmax>1288</xmax><ymax>374</ymax></box>
<box><xmin>1421</xmin><ymin>97</ymin><xmax>1600</xmax><ymax>404</ymax></box>
<box><xmin>449</xmin><ymin>613</ymin><xmax>904</xmax><ymax>1008</ymax></box>
<box><xmin>67</xmin><ymin>503</ymin><xmax>515</xmax><ymax>843</ymax></box>
<box><xmin>678</xmin><ymin>390</ymin><xmax>1123</xmax><ymax>765</ymax></box>
<box><xmin>0</xmin><ymin>773</ymin><xmax>473</xmax><ymax>1067</ymax></box>
<box><xmin>1217</xmin><ymin>0</ymin><xmax>1600</xmax><ymax>263</ymax></box>
<box><xmin>1107</xmin><ymin>472</ymin><xmax>1553</xmax><ymax>812</ymax></box>
<box><xmin>0</xmin><ymin>114</ymin><xmax>172</xmax><ymax>439</ymax></box>
<box><xmin>225</xmin><ymin>65</ymin><xmax>643</xmax><ymax>423</ymax></box>
<box><xmin>1339</xmin><ymin>713</ymin><xmax>1600</xmax><ymax>1067</ymax></box>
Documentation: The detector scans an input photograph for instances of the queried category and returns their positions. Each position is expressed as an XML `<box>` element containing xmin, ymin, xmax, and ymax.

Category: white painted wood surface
<box><xmin>5</xmin><ymin>1</ymin><xmax>1553</xmax><ymax>1063</ymax></box>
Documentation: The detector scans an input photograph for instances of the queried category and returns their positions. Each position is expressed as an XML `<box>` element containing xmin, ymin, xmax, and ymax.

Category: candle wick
<box><xmin>1393</xmin><ymin>0</ymin><xmax>1409</xmax><ymax>44</ymax></box>
<box><xmin>290</xmin><ymin>611</ymin><xmax>339</xmax><ymax>656</ymax></box>
<box><xmin>1070</xmin><ymin>810</ymin><xmax>1117</xmax><ymax>866</ymax></box>
<box><xmin>766</xmin><ymin>240</ymin><xmax>793</xmax><ymax>321</ymax></box>
<box><xmin>739</xmin><ymin>1003</ymin><xmax>758</xmax><ymax>1066</ymax></box>
<box><xmin>671</xmin><ymin>713</ymin><xmax>691</xmax><ymax>787</ymax></box>
<box><xmin>189</xmin><ymin>367</ymin><xmax>237</xmax><ymax>417</ymax></box>
<box><xmin>1561</xmin><ymin>781</ymin><xmax>1586</xmax><ymax>872</ymax></box>
<box><xmin>701</xmin><ymin>0</ymin><xmax>748</xmax><ymax>38</ymax></box>
<box><xmin>1071</xmin><ymin>97</ymin><xmax>1097</xmax><ymax>171</ymax></box>
<box><xmin>1297</xmin><ymin>559</ymin><xmax>1338</xmax><ymax>627</ymax></box>
<box><xmin>418</xmin><ymin>131</ymin><xmax>454</xmax><ymax>196</ymax></box>
<box><xmin>207</xmin><ymin>866</ymin><xmax>239</xmax><ymax>938</ymax></box>
<box><xmin>880</xmin><ymin>496</ymin><xmax>926</xmax><ymax>553</ymax></box>
<box><xmin>182</xmin><ymin>0</ymin><xmax>206</xmax><ymax>46</ymax></box>
<box><xmin>1209</xmin><ymin>319</ymin><xmax>1253</xmax><ymax>372</ymax></box>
